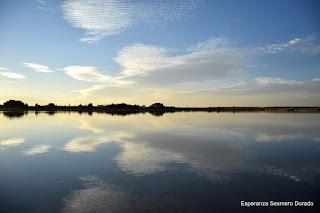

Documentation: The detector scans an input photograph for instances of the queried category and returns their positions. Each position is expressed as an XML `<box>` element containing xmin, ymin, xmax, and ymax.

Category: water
<box><xmin>0</xmin><ymin>112</ymin><xmax>319</xmax><ymax>212</ymax></box>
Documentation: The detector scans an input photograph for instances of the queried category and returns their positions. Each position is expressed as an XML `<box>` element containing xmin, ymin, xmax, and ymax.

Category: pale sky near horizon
<box><xmin>1</xmin><ymin>0</ymin><xmax>320</xmax><ymax>106</ymax></box>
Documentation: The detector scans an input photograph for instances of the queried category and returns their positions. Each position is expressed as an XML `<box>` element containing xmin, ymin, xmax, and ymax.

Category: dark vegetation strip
<box><xmin>0</xmin><ymin>100</ymin><xmax>319</xmax><ymax>118</ymax></box>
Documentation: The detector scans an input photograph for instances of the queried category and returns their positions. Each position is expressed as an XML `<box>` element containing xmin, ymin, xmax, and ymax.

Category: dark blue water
<box><xmin>0</xmin><ymin>112</ymin><xmax>319</xmax><ymax>212</ymax></box>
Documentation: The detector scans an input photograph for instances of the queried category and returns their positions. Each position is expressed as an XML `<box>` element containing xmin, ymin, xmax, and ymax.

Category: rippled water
<box><xmin>0</xmin><ymin>112</ymin><xmax>320</xmax><ymax>212</ymax></box>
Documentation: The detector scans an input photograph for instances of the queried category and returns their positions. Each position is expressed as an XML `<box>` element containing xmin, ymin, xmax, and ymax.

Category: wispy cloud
<box><xmin>36</xmin><ymin>0</ymin><xmax>54</xmax><ymax>12</ymax></box>
<box><xmin>23</xmin><ymin>144</ymin><xmax>51</xmax><ymax>156</ymax></box>
<box><xmin>63</xmin><ymin>36</ymin><xmax>320</xmax><ymax>93</ymax></box>
<box><xmin>118</xmin><ymin>41</ymin><xmax>245</xmax><ymax>85</ymax></box>
<box><xmin>65</xmin><ymin>37</ymin><xmax>246</xmax><ymax>91</ymax></box>
<box><xmin>0</xmin><ymin>67</ymin><xmax>26</xmax><ymax>79</ymax></box>
<box><xmin>23</xmin><ymin>62</ymin><xmax>53</xmax><ymax>73</ymax></box>
<box><xmin>74</xmin><ymin>84</ymin><xmax>107</xmax><ymax>96</ymax></box>
<box><xmin>62</xmin><ymin>0</ymin><xmax>200</xmax><ymax>43</ymax></box>
<box><xmin>207</xmin><ymin>77</ymin><xmax>319</xmax><ymax>93</ymax></box>
<box><xmin>0</xmin><ymin>71</ymin><xmax>26</xmax><ymax>80</ymax></box>
<box><xmin>64</xmin><ymin>66</ymin><xmax>111</xmax><ymax>83</ymax></box>
<box><xmin>56</xmin><ymin>36</ymin><xmax>320</xmax><ymax>105</ymax></box>
<box><xmin>255</xmin><ymin>77</ymin><xmax>304</xmax><ymax>86</ymax></box>
<box><xmin>63</xmin><ymin>66</ymin><xmax>131</xmax><ymax>86</ymax></box>
<box><xmin>0</xmin><ymin>67</ymin><xmax>9</xmax><ymax>71</ymax></box>
<box><xmin>256</xmin><ymin>37</ymin><xmax>320</xmax><ymax>54</ymax></box>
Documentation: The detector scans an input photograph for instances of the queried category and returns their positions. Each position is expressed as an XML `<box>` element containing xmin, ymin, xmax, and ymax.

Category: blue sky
<box><xmin>0</xmin><ymin>0</ymin><xmax>320</xmax><ymax>106</ymax></box>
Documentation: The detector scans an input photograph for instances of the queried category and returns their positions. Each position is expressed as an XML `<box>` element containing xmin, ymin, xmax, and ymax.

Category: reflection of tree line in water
<box><xmin>1</xmin><ymin>100</ymin><xmax>319</xmax><ymax>118</ymax></box>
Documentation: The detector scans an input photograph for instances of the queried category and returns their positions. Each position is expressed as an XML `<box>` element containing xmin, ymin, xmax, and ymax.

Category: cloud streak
<box><xmin>255</xmin><ymin>77</ymin><xmax>304</xmax><ymax>86</ymax></box>
<box><xmin>23</xmin><ymin>62</ymin><xmax>53</xmax><ymax>73</ymax></box>
<box><xmin>0</xmin><ymin>71</ymin><xmax>26</xmax><ymax>80</ymax></box>
<box><xmin>115</xmin><ymin>38</ymin><xmax>246</xmax><ymax>86</ymax></box>
<box><xmin>0</xmin><ymin>67</ymin><xmax>26</xmax><ymax>80</ymax></box>
<box><xmin>256</xmin><ymin>37</ymin><xmax>320</xmax><ymax>54</ymax></box>
<box><xmin>62</xmin><ymin>0</ymin><xmax>200</xmax><ymax>42</ymax></box>
<box><xmin>200</xmin><ymin>77</ymin><xmax>320</xmax><ymax>94</ymax></box>
<box><xmin>64</xmin><ymin>38</ymin><xmax>246</xmax><ymax>90</ymax></box>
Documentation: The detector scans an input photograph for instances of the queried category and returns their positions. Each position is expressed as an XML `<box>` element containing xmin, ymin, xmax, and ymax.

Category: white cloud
<box><xmin>255</xmin><ymin>77</ymin><xmax>304</xmax><ymax>86</ymax></box>
<box><xmin>0</xmin><ymin>71</ymin><xmax>26</xmax><ymax>80</ymax></box>
<box><xmin>63</xmin><ymin>66</ymin><xmax>131</xmax><ymax>86</ymax></box>
<box><xmin>62</xmin><ymin>0</ymin><xmax>200</xmax><ymax>42</ymax></box>
<box><xmin>23</xmin><ymin>144</ymin><xmax>51</xmax><ymax>156</ymax></box>
<box><xmin>123</xmin><ymin>45</ymin><xmax>245</xmax><ymax>85</ymax></box>
<box><xmin>64</xmin><ymin>66</ymin><xmax>111</xmax><ymax>83</ymax></box>
<box><xmin>256</xmin><ymin>37</ymin><xmax>320</xmax><ymax>54</ymax></box>
<box><xmin>23</xmin><ymin>62</ymin><xmax>53</xmax><ymax>73</ymax></box>
<box><xmin>59</xmin><ymin>36</ymin><xmax>320</xmax><ymax>104</ymax></box>
<box><xmin>116</xmin><ymin>38</ymin><xmax>245</xmax><ymax>85</ymax></box>
<box><xmin>63</xmin><ymin>37</ymin><xmax>317</xmax><ymax>99</ymax></box>
<box><xmin>0</xmin><ymin>137</ymin><xmax>25</xmax><ymax>151</ymax></box>
<box><xmin>64</xmin><ymin>37</ymin><xmax>246</xmax><ymax>92</ymax></box>
<box><xmin>115</xmin><ymin>44</ymin><xmax>175</xmax><ymax>77</ymax></box>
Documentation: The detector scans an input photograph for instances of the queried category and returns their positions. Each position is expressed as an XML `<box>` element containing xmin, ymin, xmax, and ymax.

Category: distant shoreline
<box><xmin>0</xmin><ymin>100</ymin><xmax>319</xmax><ymax>117</ymax></box>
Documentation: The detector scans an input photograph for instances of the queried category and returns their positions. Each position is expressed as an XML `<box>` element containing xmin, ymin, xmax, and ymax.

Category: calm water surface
<box><xmin>0</xmin><ymin>112</ymin><xmax>320</xmax><ymax>212</ymax></box>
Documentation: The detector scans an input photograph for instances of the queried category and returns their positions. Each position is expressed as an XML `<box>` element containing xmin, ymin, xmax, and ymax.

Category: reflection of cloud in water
<box><xmin>62</xmin><ymin>175</ymin><xmax>180</xmax><ymax>213</ymax></box>
<box><xmin>113</xmin><ymin>130</ymin><xmax>247</xmax><ymax>182</ymax></box>
<box><xmin>78</xmin><ymin>118</ymin><xmax>104</xmax><ymax>133</ymax></box>
<box><xmin>64</xmin><ymin>133</ymin><xmax>132</xmax><ymax>153</ymax></box>
<box><xmin>114</xmin><ymin>131</ymin><xmax>320</xmax><ymax>183</ymax></box>
<box><xmin>64</xmin><ymin>135</ymin><xmax>112</xmax><ymax>153</ymax></box>
<box><xmin>114</xmin><ymin>137</ymin><xmax>246</xmax><ymax>182</ymax></box>
<box><xmin>116</xmin><ymin>142</ymin><xmax>183</xmax><ymax>175</ymax></box>
<box><xmin>23</xmin><ymin>144</ymin><xmax>51</xmax><ymax>156</ymax></box>
<box><xmin>62</xmin><ymin>176</ymin><xmax>129</xmax><ymax>213</ymax></box>
<box><xmin>0</xmin><ymin>137</ymin><xmax>25</xmax><ymax>151</ymax></box>
<box><xmin>62</xmin><ymin>113</ymin><xmax>320</xmax><ymax>182</ymax></box>
<box><xmin>257</xmin><ymin>133</ymin><xmax>303</xmax><ymax>142</ymax></box>
<box><xmin>258</xmin><ymin>165</ymin><xmax>320</xmax><ymax>183</ymax></box>
<box><xmin>135</xmin><ymin>132</ymin><xmax>246</xmax><ymax>168</ymax></box>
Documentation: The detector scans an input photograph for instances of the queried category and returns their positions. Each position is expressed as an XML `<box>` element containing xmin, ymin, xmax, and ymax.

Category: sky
<box><xmin>0</xmin><ymin>0</ymin><xmax>320</xmax><ymax>106</ymax></box>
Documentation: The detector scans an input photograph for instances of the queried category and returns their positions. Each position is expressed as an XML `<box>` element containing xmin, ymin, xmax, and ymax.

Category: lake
<box><xmin>0</xmin><ymin>112</ymin><xmax>319</xmax><ymax>212</ymax></box>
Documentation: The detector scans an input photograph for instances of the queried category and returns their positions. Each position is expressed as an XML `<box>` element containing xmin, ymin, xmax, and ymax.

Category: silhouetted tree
<box><xmin>48</xmin><ymin>103</ymin><xmax>55</xmax><ymax>108</ymax></box>
<box><xmin>3</xmin><ymin>100</ymin><xmax>27</xmax><ymax>109</ymax></box>
<box><xmin>149</xmin><ymin>103</ymin><xmax>164</xmax><ymax>109</ymax></box>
